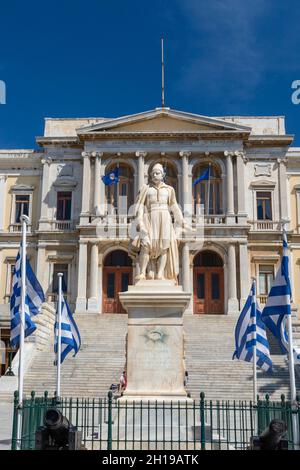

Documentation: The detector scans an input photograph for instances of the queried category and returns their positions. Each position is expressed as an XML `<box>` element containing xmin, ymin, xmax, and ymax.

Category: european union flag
<box><xmin>193</xmin><ymin>167</ymin><xmax>210</xmax><ymax>186</ymax></box>
<box><xmin>102</xmin><ymin>168</ymin><xmax>119</xmax><ymax>185</ymax></box>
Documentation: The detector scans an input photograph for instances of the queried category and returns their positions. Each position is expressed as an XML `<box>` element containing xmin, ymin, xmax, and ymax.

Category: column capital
<box><xmin>224</xmin><ymin>150</ymin><xmax>234</xmax><ymax>158</ymax></box>
<box><xmin>277</xmin><ymin>157</ymin><xmax>288</xmax><ymax>164</ymax></box>
<box><xmin>179</xmin><ymin>151</ymin><xmax>192</xmax><ymax>158</ymax></box>
<box><xmin>135</xmin><ymin>151</ymin><xmax>147</xmax><ymax>158</ymax></box>
<box><xmin>234</xmin><ymin>150</ymin><xmax>248</xmax><ymax>163</ymax></box>
<box><xmin>91</xmin><ymin>151</ymin><xmax>104</xmax><ymax>158</ymax></box>
<box><xmin>41</xmin><ymin>155</ymin><xmax>52</xmax><ymax>165</ymax></box>
<box><xmin>81</xmin><ymin>151</ymin><xmax>91</xmax><ymax>158</ymax></box>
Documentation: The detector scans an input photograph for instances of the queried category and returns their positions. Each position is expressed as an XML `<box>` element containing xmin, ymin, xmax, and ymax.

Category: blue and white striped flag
<box><xmin>262</xmin><ymin>229</ymin><xmax>291</xmax><ymax>354</ymax></box>
<box><xmin>54</xmin><ymin>297</ymin><xmax>81</xmax><ymax>364</ymax></box>
<box><xmin>10</xmin><ymin>248</ymin><xmax>45</xmax><ymax>348</ymax></box>
<box><xmin>233</xmin><ymin>282</ymin><xmax>272</xmax><ymax>372</ymax></box>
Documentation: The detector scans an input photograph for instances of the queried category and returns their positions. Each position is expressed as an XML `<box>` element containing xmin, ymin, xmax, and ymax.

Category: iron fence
<box><xmin>11</xmin><ymin>391</ymin><xmax>300</xmax><ymax>450</ymax></box>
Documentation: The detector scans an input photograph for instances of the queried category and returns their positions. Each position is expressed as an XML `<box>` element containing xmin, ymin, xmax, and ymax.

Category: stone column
<box><xmin>239</xmin><ymin>242</ymin><xmax>250</xmax><ymax>308</ymax></box>
<box><xmin>39</xmin><ymin>156</ymin><xmax>52</xmax><ymax>230</ymax></box>
<box><xmin>227</xmin><ymin>243</ymin><xmax>239</xmax><ymax>314</ymax></box>
<box><xmin>88</xmin><ymin>242</ymin><xmax>99</xmax><ymax>311</ymax></box>
<box><xmin>80</xmin><ymin>152</ymin><xmax>91</xmax><ymax>224</ymax></box>
<box><xmin>179</xmin><ymin>151</ymin><xmax>192</xmax><ymax>217</ymax></box>
<box><xmin>36</xmin><ymin>245</ymin><xmax>47</xmax><ymax>293</ymax></box>
<box><xmin>75</xmin><ymin>241</ymin><xmax>88</xmax><ymax>312</ymax></box>
<box><xmin>93</xmin><ymin>152</ymin><xmax>102</xmax><ymax>214</ymax></box>
<box><xmin>236</xmin><ymin>151</ymin><xmax>247</xmax><ymax>225</ymax></box>
<box><xmin>136</xmin><ymin>151</ymin><xmax>147</xmax><ymax>192</ymax></box>
<box><xmin>278</xmin><ymin>158</ymin><xmax>289</xmax><ymax>228</ymax></box>
<box><xmin>225</xmin><ymin>151</ymin><xmax>235</xmax><ymax>224</ymax></box>
<box><xmin>182</xmin><ymin>243</ymin><xmax>192</xmax><ymax>315</ymax></box>
<box><xmin>0</xmin><ymin>176</ymin><xmax>7</xmax><ymax>231</ymax></box>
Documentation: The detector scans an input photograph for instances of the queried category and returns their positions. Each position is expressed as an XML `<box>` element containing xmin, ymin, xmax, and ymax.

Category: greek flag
<box><xmin>10</xmin><ymin>248</ymin><xmax>45</xmax><ymax>348</ymax></box>
<box><xmin>54</xmin><ymin>297</ymin><xmax>81</xmax><ymax>364</ymax></box>
<box><xmin>233</xmin><ymin>282</ymin><xmax>272</xmax><ymax>372</ymax></box>
<box><xmin>262</xmin><ymin>230</ymin><xmax>291</xmax><ymax>354</ymax></box>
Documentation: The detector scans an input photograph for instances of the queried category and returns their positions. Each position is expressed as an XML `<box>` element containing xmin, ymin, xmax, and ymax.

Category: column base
<box><xmin>226</xmin><ymin>214</ymin><xmax>236</xmax><ymax>225</ymax></box>
<box><xmin>237</xmin><ymin>214</ymin><xmax>248</xmax><ymax>225</ymax></box>
<box><xmin>227</xmin><ymin>298</ymin><xmax>239</xmax><ymax>315</ymax></box>
<box><xmin>79</xmin><ymin>214</ymin><xmax>90</xmax><ymax>225</ymax></box>
<box><xmin>87</xmin><ymin>297</ymin><xmax>99</xmax><ymax>312</ymax></box>
<box><xmin>75</xmin><ymin>298</ymin><xmax>87</xmax><ymax>313</ymax></box>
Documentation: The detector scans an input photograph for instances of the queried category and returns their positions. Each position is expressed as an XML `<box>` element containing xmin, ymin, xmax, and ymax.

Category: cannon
<box><xmin>35</xmin><ymin>408</ymin><xmax>83</xmax><ymax>450</ymax></box>
<box><xmin>250</xmin><ymin>419</ymin><xmax>288</xmax><ymax>450</ymax></box>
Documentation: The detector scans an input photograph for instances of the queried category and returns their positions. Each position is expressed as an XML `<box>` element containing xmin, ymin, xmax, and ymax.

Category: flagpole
<box><xmin>16</xmin><ymin>214</ymin><xmax>29</xmax><ymax>449</ymax></box>
<box><xmin>161</xmin><ymin>37</ymin><xmax>165</xmax><ymax>108</ymax></box>
<box><xmin>56</xmin><ymin>273</ymin><xmax>63</xmax><ymax>399</ymax></box>
<box><xmin>206</xmin><ymin>163</ymin><xmax>211</xmax><ymax>217</ymax></box>
<box><xmin>252</xmin><ymin>278</ymin><xmax>257</xmax><ymax>405</ymax></box>
<box><xmin>283</xmin><ymin>222</ymin><xmax>299</xmax><ymax>448</ymax></box>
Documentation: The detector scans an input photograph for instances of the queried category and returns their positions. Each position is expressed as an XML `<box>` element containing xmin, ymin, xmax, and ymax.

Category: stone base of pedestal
<box><xmin>119</xmin><ymin>280</ymin><xmax>191</xmax><ymax>402</ymax></box>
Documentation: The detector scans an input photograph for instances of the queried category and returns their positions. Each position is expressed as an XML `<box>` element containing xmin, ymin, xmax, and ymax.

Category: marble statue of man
<box><xmin>129</xmin><ymin>163</ymin><xmax>191</xmax><ymax>282</ymax></box>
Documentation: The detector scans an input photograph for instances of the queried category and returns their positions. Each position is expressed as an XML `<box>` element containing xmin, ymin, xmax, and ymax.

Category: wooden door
<box><xmin>103</xmin><ymin>267</ymin><xmax>132</xmax><ymax>313</ymax></box>
<box><xmin>193</xmin><ymin>267</ymin><xmax>224</xmax><ymax>314</ymax></box>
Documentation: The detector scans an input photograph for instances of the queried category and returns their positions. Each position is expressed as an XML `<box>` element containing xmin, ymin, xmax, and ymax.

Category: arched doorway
<box><xmin>193</xmin><ymin>250</ymin><xmax>224</xmax><ymax>314</ymax></box>
<box><xmin>103</xmin><ymin>250</ymin><xmax>133</xmax><ymax>313</ymax></box>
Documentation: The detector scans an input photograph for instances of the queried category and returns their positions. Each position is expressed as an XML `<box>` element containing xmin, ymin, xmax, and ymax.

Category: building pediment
<box><xmin>76</xmin><ymin>108</ymin><xmax>251</xmax><ymax>137</ymax></box>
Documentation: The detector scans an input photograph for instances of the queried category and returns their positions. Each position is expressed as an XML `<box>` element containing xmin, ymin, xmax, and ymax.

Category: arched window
<box><xmin>105</xmin><ymin>163</ymin><xmax>134</xmax><ymax>214</ymax></box>
<box><xmin>192</xmin><ymin>164</ymin><xmax>222</xmax><ymax>215</ymax></box>
<box><xmin>194</xmin><ymin>250</ymin><xmax>223</xmax><ymax>267</ymax></box>
<box><xmin>104</xmin><ymin>249</ymin><xmax>132</xmax><ymax>267</ymax></box>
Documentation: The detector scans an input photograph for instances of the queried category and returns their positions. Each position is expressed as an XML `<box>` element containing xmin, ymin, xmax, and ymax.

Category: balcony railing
<box><xmin>249</xmin><ymin>220</ymin><xmax>281</xmax><ymax>231</ymax></box>
<box><xmin>51</xmin><ymin>220</ymin><xmax>76</xmax><ymax>231</ymax></box>
<box><xmin>258</xmin><ymin>294</ymin><xmax>268</xmax><ymax>305</ymax></box>
<box><xmin>9</xmin><ymin>223</ymin><xmax>32</xmax><ymax>233</ymax></box>
<box><xmin>192</xmin><ymin>214</ymin><xmax>226</xmax><ymax>225</ymax></box>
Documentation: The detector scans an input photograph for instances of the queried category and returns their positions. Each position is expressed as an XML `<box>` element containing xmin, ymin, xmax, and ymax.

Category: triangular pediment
<box><xmin>76</xmin><ymin>108</ymin><xmax>251</xmax><ymax>135</ymax></box>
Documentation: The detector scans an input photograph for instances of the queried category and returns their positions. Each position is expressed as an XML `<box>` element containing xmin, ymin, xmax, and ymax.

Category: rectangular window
<box><xmin>52</xmin><ymin>264</ymin><xmax>68</xmax><ymax>293</ymax></box>
<box><xmin>211</xmin><ymin>273</ymin><xmax>220</xmax><ymax>299</ymax></box>
<box><xmin>56</xmin><ymin>192</ymin><xmax>72</xmax><ymax>221</ymax></box>
<box><xmin>257</xmin><ymin>192</ymin><xmax>272</xmax><ymax>220</ymax></box>
<box><xmin>121</xmin><ymin>273</ymin><xmax>129</xmax><ymax>292</ymax></box>
<box><xmin>15</xmin><ymin>195</ymin><xmax>30</xmax><ymax>223</ymax></box>
<box><xmin>259</xmin><ymin>265</ymin><xmax>274</xmax><ymax>295</ymax></box>
<box><xmin>107</xmin><ymin>273</ymin><xmax>115</xmax><ymax>298</ymax></box>
<box><xmin>197</xmin><ymin>273</ymin><xmax>205</xmax><ymax>299</ymax></box>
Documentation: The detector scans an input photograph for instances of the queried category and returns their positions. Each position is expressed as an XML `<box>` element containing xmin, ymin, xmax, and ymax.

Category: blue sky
<box><xmin>1</xmin><ymin>0</ymin><xmax>300</xmax><ymax>148</ymax></box>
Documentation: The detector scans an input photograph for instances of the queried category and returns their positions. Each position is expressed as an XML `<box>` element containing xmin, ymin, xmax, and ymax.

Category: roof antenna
<box><xmin>161</xmin><ymin>38</ymin><xmax>165</xmax><ymax>108</ymax></box>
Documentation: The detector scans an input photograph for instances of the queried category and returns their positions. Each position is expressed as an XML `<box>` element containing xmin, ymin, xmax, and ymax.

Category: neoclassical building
<box><xmin>1</xmin><ymin>107</ymin><xmax>300</xmax><ymax>371</ymax></box>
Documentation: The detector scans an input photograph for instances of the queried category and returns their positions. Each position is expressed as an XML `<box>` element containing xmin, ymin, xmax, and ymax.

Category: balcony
<box><xmin>9</xmin><ymin>223</ymin><xmax>32</xmax><ymax>233</ymax></box>
<box><xmin>249</xmin><ymin>220</ymin><xmax>281</xmax><ymax>231</ymax></box>
<box><xmin>51</xmin><ymin>220</ymin><xmax>76</xmax><ymax>231</ymax></box>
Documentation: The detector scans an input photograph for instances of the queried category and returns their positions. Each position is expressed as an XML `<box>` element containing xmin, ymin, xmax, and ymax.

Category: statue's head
<box><xmin>149</xmin><ymin>163</ymin><xmax>165</xmax><ymax>184</ymax></box>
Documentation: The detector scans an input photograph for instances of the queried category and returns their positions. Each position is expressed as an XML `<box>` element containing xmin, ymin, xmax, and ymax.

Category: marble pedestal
<box><xmin>119</xmin><ymin>280</ymin><xmax>191</xmax><ymax>402</ymax></box>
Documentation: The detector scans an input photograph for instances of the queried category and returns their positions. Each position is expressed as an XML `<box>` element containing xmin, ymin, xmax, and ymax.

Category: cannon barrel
<box><xmin>258</xmin><ymin>419</ymin><xmax>287</xmax><ymax>450</ymax></box>
<box><xmin>44</xmin><ymin>408</ymin><xmax>71</xmax><ymax>447</ymax></box>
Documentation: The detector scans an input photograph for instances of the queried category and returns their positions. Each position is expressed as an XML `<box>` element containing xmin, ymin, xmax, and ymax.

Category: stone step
<box><xmin>21</xmin><ymin>313</ymin><xmax>300</xmax><ymax>401</ymax></box>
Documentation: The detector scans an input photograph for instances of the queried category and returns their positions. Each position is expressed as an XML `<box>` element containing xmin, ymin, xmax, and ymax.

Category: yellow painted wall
<box><xmin>291</xmin><ymin>249</ymin><xmax>300</xmax><ymax>317</ymax></box>
<box><xmin>3</xmin><ymin>176</ymin><xmax>40</xmax><ymax>231</ymax></box>
<box><xmin>289</xmin><ymin>176</ymin><xmax>300</xmax><ymax>232</ymax></box>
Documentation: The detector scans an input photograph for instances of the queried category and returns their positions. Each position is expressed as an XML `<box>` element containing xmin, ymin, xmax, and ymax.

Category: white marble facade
<box><xmin>0</xmin><ymin>108</ymin><xmax>296</xmax><ymax>319</ymax></box>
